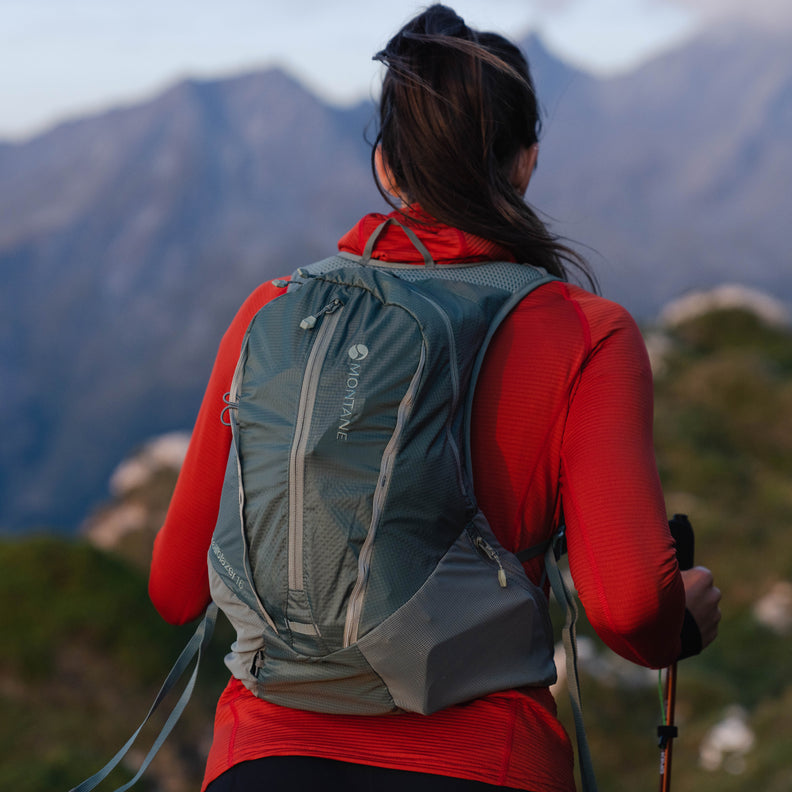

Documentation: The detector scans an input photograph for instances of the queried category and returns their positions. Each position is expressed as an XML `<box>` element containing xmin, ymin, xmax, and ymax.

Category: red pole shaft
<box><xmin>659</xmin><ymin>663</ymin><xmax>678</xmax><ymax>792</ymax></box>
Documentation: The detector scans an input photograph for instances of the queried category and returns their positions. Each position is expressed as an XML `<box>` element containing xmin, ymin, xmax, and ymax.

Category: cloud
<box><xmin>535</xmin><ymin>0</ymin><xmax>792</xmax><ymax>32</ymax></box>
<box><xmin>663</xmin><ymin>0</ymin><xmax>792</xmax><ymax>29</ymax></box>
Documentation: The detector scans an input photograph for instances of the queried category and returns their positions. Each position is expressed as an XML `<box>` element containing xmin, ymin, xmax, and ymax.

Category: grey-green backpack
<box><xmin>71</xmin><ymin>221</ymin><xmax>597</xmax><ymax>792</ymax></box>
<box><xmin>209</xmin><ymin>221</ymin><xmax>560</xmax><ymax>714</ymax></box>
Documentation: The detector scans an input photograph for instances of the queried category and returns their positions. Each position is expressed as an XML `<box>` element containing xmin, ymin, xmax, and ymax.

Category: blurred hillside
<box><xmin>1</xmin><ymin>301</ymin><xmax>790</xmax><ymax>791</ymax></box>
<box><xmin>2</xmin><ymin>21</ymin><xmax>791</xmax><ymax>538</ymax></box>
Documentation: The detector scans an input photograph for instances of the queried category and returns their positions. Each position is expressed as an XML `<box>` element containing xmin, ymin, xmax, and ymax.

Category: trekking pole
<box><xmin>658</xmin><ymin>514</ymin><xmax>695</xmax><ymax>792</ymax></box>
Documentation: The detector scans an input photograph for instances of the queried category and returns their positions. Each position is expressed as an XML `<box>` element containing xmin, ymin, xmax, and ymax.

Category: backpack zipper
<box><xmin>224</xmin><ymin>334</ymin><xmax>278</xmax><ymax>632</ymax></box>
<box><xmin>343</xmin><ymin>342</ymin><xmax>427</xmax><ymax>647</ymax></box>
<box><xmin>417</xmin><ymin>293</ymin><xmax>459</xmax><ymax>404</ymax></box>
<box><xmin>474</xmin><ymin>535</ymin><xmax>508</xmax><ymax>588</ymax></box>
<box><xmin>412</xmin><ymin>292</ymin><xmax>468</xmax><ymax>495</ymax></box>
<box><xmin>343</xmin><ymin>293</ymin><xmax>468</xmax><ymax>646</ymax></box>
<box><xmin>299</xmin><ymin>298</ymin><xmax>343</xmax><ymax>330</ymax></box>
<box><xmin>288</xmin><ymin>298</ymin><xmax>344</xmax><ymax>591</ymax></box>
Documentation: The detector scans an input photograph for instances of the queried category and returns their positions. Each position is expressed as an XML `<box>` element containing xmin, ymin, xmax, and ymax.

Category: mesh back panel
<box><xmin>299</xmin><ymin>255</ymin><xmax>549</xmax><ymax>293</ymax></box>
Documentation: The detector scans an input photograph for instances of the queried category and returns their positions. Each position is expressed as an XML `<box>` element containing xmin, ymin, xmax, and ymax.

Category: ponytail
<box><xmin>373</xmin><ymin>4</ymin><xmax>594</xmax><ymax>287</ymax></box>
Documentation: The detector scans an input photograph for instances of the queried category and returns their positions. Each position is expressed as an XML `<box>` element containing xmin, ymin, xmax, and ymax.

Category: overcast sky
<box><xmin>1</xmin><ymin>0</ymin><xmax>788</xmax><ymax>141</ymax></box>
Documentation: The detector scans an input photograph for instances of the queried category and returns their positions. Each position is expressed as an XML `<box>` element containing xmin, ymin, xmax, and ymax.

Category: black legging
<box><xmin>205</xmin><ymin>756</ymin><xmax>521</xmax><ymax>791</ymax></box>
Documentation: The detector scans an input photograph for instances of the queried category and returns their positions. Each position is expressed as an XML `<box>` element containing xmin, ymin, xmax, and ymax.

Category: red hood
<box><xmin>338</xmin><ymin>206</ymin><xmax>514</xmax><ymax>264</ymax></box>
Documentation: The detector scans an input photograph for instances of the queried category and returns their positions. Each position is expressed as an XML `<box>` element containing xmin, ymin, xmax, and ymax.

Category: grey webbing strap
<box><xmin>515</xmin><ymin>536</ymin><xmax>553</xmax><ymax>564</ymax></box>
<box><xmin>544</xmin><ymin>531</ymin><xmax>599</xmax><ymax>792</ymax></box>
<box><xmin>360</xmin><ymin>218</ymin><xmax>436</xmax><ymax>267</ymax></box>
<box><xmin>69</xmin><ymin>603</ymin><xmax>218</xmax><ymax>792</ymax></box>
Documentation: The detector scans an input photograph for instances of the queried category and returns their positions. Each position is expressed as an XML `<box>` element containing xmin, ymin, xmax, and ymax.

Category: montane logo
<box><xmin>337</xmin><ymin>344</ymin><xmax>369</xmax><ymax>440</ymax></box>
<box><xmin>348</xmin><ymin>343</ymin><xmax>369</xmax><ymax>361</ymax></box>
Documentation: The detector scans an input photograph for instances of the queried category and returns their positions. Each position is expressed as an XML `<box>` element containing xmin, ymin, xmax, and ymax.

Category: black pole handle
<box><xmin>658</xmin><ymin>514</ymin><xmax>696</xmax><ymax>791</ymax></box>
<box><xmin>668</xmin><ymin>514</ymin><xmax>695</xmax><ymax>571</ymax></box>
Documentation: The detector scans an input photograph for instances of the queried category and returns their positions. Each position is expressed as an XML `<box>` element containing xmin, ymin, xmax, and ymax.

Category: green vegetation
<box><xmin>571</xmin><ymin>306</ymin><xmax>792</xmax><ymax>792</ymax></box>
<box><xmin>0</xmin><ymin>535</ymin><xmax>232</xmax><ymax>791</ymax></box>
<box><xmin>1</xmin><ymin>304</ymin><xmax>790</xmax><ymax>791</ymax></box>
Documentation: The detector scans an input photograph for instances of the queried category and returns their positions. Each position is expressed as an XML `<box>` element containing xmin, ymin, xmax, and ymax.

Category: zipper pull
<box><xmin>250</xmin><ymin>649</ymin><xmax>265</xmax><ymax>677</ymax></box>
<box><xmin>475</xmin><ymin>536</ymin><xmax>508</xmax><ymax>588</ymax></box>
<box><xmin>300</xmin><ymin>298</ymin><xmax>343</xmax><ymax>330</ymax></box>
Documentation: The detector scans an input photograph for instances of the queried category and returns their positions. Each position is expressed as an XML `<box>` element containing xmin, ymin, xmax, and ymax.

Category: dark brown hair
<box><xmin>373</xmin><ymin>4</ymin><xmax>593</xmax><ymax>286</ymax></box>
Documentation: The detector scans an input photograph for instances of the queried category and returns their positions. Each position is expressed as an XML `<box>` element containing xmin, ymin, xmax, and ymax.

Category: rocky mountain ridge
<box><xmin>2</xmin><ymin>24</ymin><xmax>791</xmax><ymax>532</ymax></box>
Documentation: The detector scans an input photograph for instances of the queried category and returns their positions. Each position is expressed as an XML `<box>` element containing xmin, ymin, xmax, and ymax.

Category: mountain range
<box><xmin>2</xmin><ymin>23</ymin><xmax>790</xmax><ymax>532</ymax></box>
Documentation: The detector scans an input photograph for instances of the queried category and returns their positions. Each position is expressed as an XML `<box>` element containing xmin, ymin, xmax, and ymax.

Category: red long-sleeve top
<box><xmin>149</xmin><ymin>209</ymin><xmax>684</xmax><ymax>792</ymax></box>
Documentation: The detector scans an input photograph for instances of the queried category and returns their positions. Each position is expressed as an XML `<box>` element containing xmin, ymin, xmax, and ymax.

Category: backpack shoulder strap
<box><xmin>462</xmin><ymin>268</ymin><xmax>558</xmax><ymax>482</ymax></box>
